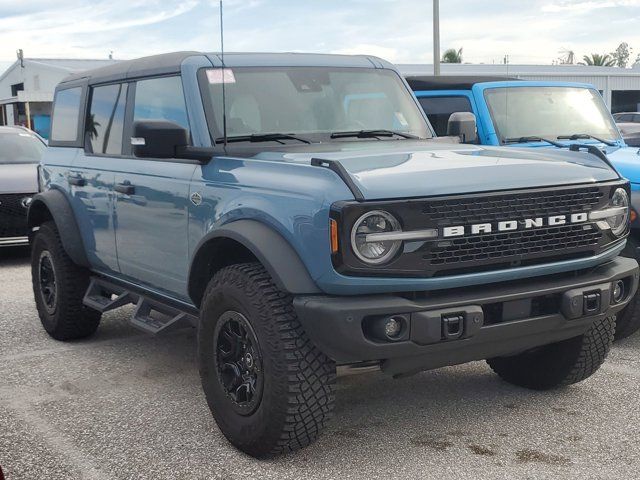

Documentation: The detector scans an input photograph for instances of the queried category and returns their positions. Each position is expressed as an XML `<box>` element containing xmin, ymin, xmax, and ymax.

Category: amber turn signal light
<box><xmin>330</xmin><ymin>219</ymin><xmax>339</xmax><ymax>253</ymax></box>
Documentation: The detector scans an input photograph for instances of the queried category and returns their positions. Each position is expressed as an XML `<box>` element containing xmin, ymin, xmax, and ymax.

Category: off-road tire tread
<box><xmin>614</xmin><ymin>292</ymin><xmax>640</xmax><ymax>340</ymax></box>
<box><xmin>615</xmin><ymin>235</ymin><xmax>640</xmax><ymax>340</ymax></box>
<box><xmin>487</xmin><ymin>316</ymin><xmax>614</xmax><ymax>390</ymax></box>
<box><xmin>199</xmin><ymin>262</ymin><xmax>336</xmax><ymax>457</ymax></box>
<box><xmin>31</xmin><ymin>221</ymin><xmax>100</xmax><ymax>340</ymax></box>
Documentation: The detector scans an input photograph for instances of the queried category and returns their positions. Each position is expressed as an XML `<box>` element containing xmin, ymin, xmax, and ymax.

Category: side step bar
<box><xmin>83</xmin><ymin>277</ymin><xmax>198</xmax><ymax>334</ymax></box>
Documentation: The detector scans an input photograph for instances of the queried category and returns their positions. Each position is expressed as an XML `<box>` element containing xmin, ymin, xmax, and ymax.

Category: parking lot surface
<box><xmin>2</xmin><ymin>247</ymin><xmax>640</xmax><ymax>480</ymax></box>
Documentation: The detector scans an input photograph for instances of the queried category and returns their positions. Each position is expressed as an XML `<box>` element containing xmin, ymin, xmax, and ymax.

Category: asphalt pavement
<box><xmin>2</xmin><ymin>247</ymin><xmax>640</xmax><ymax>480</ymax></box>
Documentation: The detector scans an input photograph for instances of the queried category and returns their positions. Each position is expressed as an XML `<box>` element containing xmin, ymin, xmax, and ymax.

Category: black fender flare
<box><xmin>188</xmin><ymin>220</ymin><xmax>320</xmax><ymax>305</ymax></box>
<box><xmin>27</xmin><ymin>190</ymin><xmax>90</xmax><ymax>267</ymax></box>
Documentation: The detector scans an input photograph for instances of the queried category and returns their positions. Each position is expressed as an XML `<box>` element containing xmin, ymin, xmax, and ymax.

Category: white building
<box><xmin>398</xmin><ymin>63</ymin><xmax>640</xmax><ymax>113</ymax></box>
<box><xmin>0</xmin><ymin>56</ymin><xmax>119</xmax><ymax>138</ymax></box>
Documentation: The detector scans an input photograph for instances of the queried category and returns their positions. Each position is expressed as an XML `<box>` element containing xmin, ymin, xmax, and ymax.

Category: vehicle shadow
<box><xmin>0</xmin><ymin>246</ymin><xmax>31</xmax><ymax>266</ymax></box>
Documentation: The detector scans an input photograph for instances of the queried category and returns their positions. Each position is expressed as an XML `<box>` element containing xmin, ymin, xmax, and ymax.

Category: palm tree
<box><xmin>442</xmin><ymin>48</ymin><xmax>463</xmax><ymax>63</ymax></box>
<box><xmin>580</xmin><ymin>53</ymin><xmax>616</xmax><ymax>66</ymax></box>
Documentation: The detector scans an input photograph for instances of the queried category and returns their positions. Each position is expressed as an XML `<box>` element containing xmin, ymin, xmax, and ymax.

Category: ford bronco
<box><xmin>406</xmin><ymin>76</ymin><xmax>640</xmax><ymax>339</ymax></box>
<box><xmin>29</xmin><ymin>53</ymin><xmax>638</xmax><ymax>457</ymax></box>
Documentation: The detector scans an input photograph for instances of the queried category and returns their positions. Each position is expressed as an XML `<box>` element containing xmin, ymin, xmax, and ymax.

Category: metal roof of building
<box><xmin>399</xmin><ymin>63</ymin><xmax>640</xmax><ymax>77</ymax></box>
<box><xmin>0</xmin><ymin>57</ymin><xmax>120</xmax><ymax>85</ymax></box>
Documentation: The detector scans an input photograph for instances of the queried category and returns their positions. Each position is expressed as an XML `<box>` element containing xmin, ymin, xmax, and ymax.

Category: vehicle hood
<box><xmin>606</xmin><ymin>146</ymin><xmax>640</xmax><ymax>186</ymax></box>
<box><xmin>0</xmin><ymin>163</ymin><xmax>39</xmax><ymax>194</ymax></box>
<box><xmin>251</xmin><ymin>141</ymin><xmax>619</xmax><ymax>200</ymax></box>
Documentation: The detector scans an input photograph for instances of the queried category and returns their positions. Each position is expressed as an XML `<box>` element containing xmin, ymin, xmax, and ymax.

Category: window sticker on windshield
<box><xmin>206</xmin><ymin>68</ymin><xmax>236</xmax><ymax>84</ymax></box>
<box><xmin>394</xmin><ymin>112</ymin><xmax>409</xmax><ymax>127</ymax></box>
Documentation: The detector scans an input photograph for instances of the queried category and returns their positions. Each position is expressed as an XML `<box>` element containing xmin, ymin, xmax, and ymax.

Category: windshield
<box><xmin>201</xmin><ymin>67</ymin><xmax>431</xmax><ymax>142</ymax></box>
<box><xmin>0</xmin><ymin>132</ymin><xmax>46</xmax><ymax>164</ymax></box>
<box><xmin>484</xmin><ymin>86</ymin><xmax>620</xmax><ymax>144</ymax></box>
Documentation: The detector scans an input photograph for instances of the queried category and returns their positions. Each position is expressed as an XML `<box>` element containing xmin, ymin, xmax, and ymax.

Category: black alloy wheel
<box><xmin>214</xmin><ymin>310</ymin><xmax>264</xmax><ymax>415</ymax></box>
<box><xmin>38</xmin><ymin>250</ymin><xmax>58</xmax><ymax>315</ymax></box>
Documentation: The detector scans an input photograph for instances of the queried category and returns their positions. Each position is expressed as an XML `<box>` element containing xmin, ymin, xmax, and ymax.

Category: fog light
<box><xmin>384</xmin><ymin>317</ymin><xmax>403</xmax><ymax>338</ymax></box>
<box><xmin>613</xmin><ymin>280</ymin><xmax>625</xmax><ymax>304</ymax></box>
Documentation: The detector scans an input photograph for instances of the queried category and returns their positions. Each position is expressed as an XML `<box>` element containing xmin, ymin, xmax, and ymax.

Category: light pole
<box><xmin>433</xmin><ymin>0</ymin><xmax>440</xmax><ymax>75</ymax></box>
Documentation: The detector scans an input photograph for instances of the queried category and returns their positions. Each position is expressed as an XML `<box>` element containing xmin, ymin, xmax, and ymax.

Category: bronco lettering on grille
<box><xmin>442</xmin><ymin>212</ymin><xmax>588</xmax><ymax>238</ymax></box>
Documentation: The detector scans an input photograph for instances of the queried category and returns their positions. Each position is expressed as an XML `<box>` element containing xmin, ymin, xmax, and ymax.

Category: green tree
<box><xmin>580</xmin><ymin>53</ymin><xmax>616</xmax><ymax>66</ymax></box>
<box><xmin>442</xmin><ymin>47</ymin><xmax>463</xmax><ymax>63</ymax></box>
<box><xmin>611</xmin><ymin>42</ymin><xmax>632</xmax><ymax>68</ymax></box>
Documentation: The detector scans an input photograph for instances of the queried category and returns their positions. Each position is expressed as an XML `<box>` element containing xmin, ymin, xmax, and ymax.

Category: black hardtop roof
<box><xmin>59</xmin><ymin>51</ymin><xmax>394</xmax><ymax>86</ymax></box>
<box><xmin>405</xmin><ymin>75</ymin><xmax>520</xmax><ymax>91</ymax></box>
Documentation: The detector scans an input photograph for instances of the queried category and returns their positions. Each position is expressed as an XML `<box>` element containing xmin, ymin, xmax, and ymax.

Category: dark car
<box><xmin>0</xmin><ymin>126</ymin><xmax>46</xmax><ymax>246</ymax></box>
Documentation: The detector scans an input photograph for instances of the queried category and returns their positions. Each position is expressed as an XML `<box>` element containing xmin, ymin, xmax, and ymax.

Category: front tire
<box><xmin>198</xmin><ymin>263</ymin><xmax>336</xmax><ymax>457</ymax></box>
<box><xmin>487</xmin><ymin>316</ymin><xmax>615</xmax><ymax>390</ymax></box>
<box><xmin>31</xmin><ymin>221</ymin><xmax>101</xmax><ymax>340</ymax></box>
<box><xmin>615</xmin><ymin>235</ymin><xmax>640</xmax><ymax>340</ymax></box>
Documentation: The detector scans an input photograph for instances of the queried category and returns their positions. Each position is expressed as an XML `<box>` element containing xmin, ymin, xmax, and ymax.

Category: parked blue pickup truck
<box><xmin>28</xmin><ymin>54</ymin><xmax>638</xmax><ymax>457</ymax></box>
<box><xmin>407</xmin><ymin>76</ymin><xmax>640</xmax><ymax>339</ymax></box>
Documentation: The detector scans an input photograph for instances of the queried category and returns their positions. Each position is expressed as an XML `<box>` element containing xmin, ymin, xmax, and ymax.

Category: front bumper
<box><xmin>294</xmin><ymin>256</ymin><xmax>639</xmax><ymax>377</ymax></box>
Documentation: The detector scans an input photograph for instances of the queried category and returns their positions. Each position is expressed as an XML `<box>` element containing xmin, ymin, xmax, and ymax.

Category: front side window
<box><xmin>87</xmin><ymin>83</ymin><xmax>128</xmax><ymax>155</ymax></box>
<box><xmin>200</xmin><ymin>67</ymin><xmax>431</xmax><ymax>142</ymax></box>
<box><xmin>417</xmin><ymin>96</ymin><xmax>472</xmax><ymax>136</ymax></box>
<box><xmin>484</xmin><ymin>86</ymin><xmax>620</xmax><ymax>143</ymax></box>
<box><xmin>133</xmin><ymin>76</ymin><xmax>190</xmax><ymax>133</ymax></box>
<box><xmin>50</xmin><ymin>87</ymin><xmax>82</xmax><ymax>142</ymax></box>
<box><xmin>0</xmin><ymin>132</ymin><xmax>46</xmax><ymax>164</ymax></box>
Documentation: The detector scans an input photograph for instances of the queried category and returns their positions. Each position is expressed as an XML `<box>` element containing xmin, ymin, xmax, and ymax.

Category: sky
<box><xmin>2</xmin><ymin>0</ymin><xmax>640</xmax><ymax>72</ymax></box>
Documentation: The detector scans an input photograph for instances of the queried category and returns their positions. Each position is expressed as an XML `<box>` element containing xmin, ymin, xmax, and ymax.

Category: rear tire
<box><xmin>31</xmin><ymin>221</ymin><xmax>101</xmax><ymax>340</ymax></box>
<box><xmin>487</xmin><ymin>316</ymin><xmax>615</xmax><ymax>390</ymax></box>
<box><xmin>198</xmin><ymin>262</ymin><xmax>336</xmax><ymax>457</ymax></box>
<box><xmin>616</xmin><ymin>235</ymin><xmax>640</xmax><ymax>340</ymax></box>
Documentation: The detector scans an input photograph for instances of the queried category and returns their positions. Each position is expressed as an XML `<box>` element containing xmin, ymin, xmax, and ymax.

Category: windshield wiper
<box><xmin>215</xmin><ymin>133</ymin><xmax>312</xmax><ymax>144</ymax></box>
<box><xmin>330</xmin><ymin>129</ymin><xmax>419</xmax><ymax>139</ymax></box>
<box><xmin>556</xmin><ymin>134</ymin><xmax>616</xmax><ymax>147</ymax></box>
<box><xmin>504</xmin><ymin>136</ymin><xmax>564</xmax><ymax>148</ymax></box>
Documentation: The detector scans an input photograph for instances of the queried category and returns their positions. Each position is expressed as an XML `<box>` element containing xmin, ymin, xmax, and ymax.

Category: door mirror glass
<box><xmin>447</xmin><ymin>111</ymin><xmax>477</xmax><ymax>143</ymax></box>
<box><xmin>132</xmin><ymin>120</ymin><xmax>188</xmax><ymax>158</ymax></box>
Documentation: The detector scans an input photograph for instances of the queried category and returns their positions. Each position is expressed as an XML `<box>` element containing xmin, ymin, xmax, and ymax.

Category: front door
<box><xmin>113</xmin><ymin>76</ymin><xmax>195</xmax><ymax>299</ymax></box>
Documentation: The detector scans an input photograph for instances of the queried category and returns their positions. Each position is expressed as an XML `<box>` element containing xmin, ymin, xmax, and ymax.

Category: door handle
<box><xmin>68</xmin><ymin>175</ymin><xmax>86</xmax><ymax>187</ymax></box>
<box><xmin>114</xmin><ymin>182</ymin><xmax>135</xmax><ymax>195</ymax></box>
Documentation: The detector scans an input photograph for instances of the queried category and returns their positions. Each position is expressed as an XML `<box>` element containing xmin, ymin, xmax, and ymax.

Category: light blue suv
<box><xmin>408</xmin><ymin>76</ymin><xmax>640</xmax><ymax>339</ymax></box>
<box><xmin>29</xmin><ymin>53</ymin><xmax>638</xmax><ymax>457</ymax></box>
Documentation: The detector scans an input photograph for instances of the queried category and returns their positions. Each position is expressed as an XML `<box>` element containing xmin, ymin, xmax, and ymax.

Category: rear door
<box><xmin>64</xmin><ymin>84</ymin><xmax>122</xmax><ymax>272</ymax></box>
<box><xmin>113</xmin><ymin>75</ymin><xmax>196</xmax><ymax>299</ymax></box>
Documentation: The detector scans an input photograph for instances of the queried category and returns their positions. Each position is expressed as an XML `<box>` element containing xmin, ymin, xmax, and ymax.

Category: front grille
<box><xmin>418</xmin><ymin>186</ymin><xmax>606</xmax><ymax>274</ymax></box>
<box><xmin>335</xmin><ymin>182</ymin><xmax>623</xmax><ymax>277</ymax></box>
<box><xmin>0</xmin><ymin>194</ymin><xmax>30</xmax><ymax>238</ymax></box>
<box><xmin>421</xmin><ymin>186</ymin><xmax>603</xmax><ymax>223</ymax></box>
<box><xmin>427</xmin><ymin>221</ymin><xmax>602</xmax><ymax>265</ymax></box>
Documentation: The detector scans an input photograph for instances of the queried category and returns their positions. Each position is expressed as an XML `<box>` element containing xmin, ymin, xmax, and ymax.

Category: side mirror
<box><xmin>131</xmin><ymin>120</ymin><xmax>188</xmax><ymax>158</ymax></box>
<box><xmin>447</xmin><ymin>112</ymin><xmax>477</xmax><ymax>144</ymax></box>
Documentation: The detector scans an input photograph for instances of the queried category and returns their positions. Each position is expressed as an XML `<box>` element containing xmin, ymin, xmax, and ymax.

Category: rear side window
<box><xmin>50</xmin><ymin>87</ymin><xmax>82</xmax><ymax>142</ymax></box>
<box><xmin>417</xmin><ymin>96</ymin><xmax>472</xmax><ymax>136</ymax></box>
<box><xmin>87</xmin><ymin>83</ymin><xmax>128</xmax><ymax>155</ymax></box>
<box><xmin>133</xmin><ymin>76</ymin><xmax>190</xmax><ymax>134</ymax></box>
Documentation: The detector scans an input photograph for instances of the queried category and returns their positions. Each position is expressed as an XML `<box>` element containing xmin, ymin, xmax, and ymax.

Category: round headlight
<box><xmin>609</xmin><ymin>188</ymin><xmax>629</xmax><ymax>237</ymax></box>
<box><xmin>350</xmin><ymin>210</ymin><xmax>402</xmax><ymax>265</ymax></box>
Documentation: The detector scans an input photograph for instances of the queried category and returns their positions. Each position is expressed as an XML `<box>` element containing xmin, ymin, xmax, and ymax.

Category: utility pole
<box><xmin>433</xmin><ymin>0</ymin><xmax>440</xmax><ymax>75</ymax></box>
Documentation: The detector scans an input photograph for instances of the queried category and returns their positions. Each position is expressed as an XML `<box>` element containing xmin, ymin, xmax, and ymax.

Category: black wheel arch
<box><xmin>188</xmin><ymin>219</ymin><xmax>320</xmax><ymax>307</ymax></box>
<box><xmin>27</xmin><ymin>189</ymin><xmax>90</xmax><ymax>268</ymax></box>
